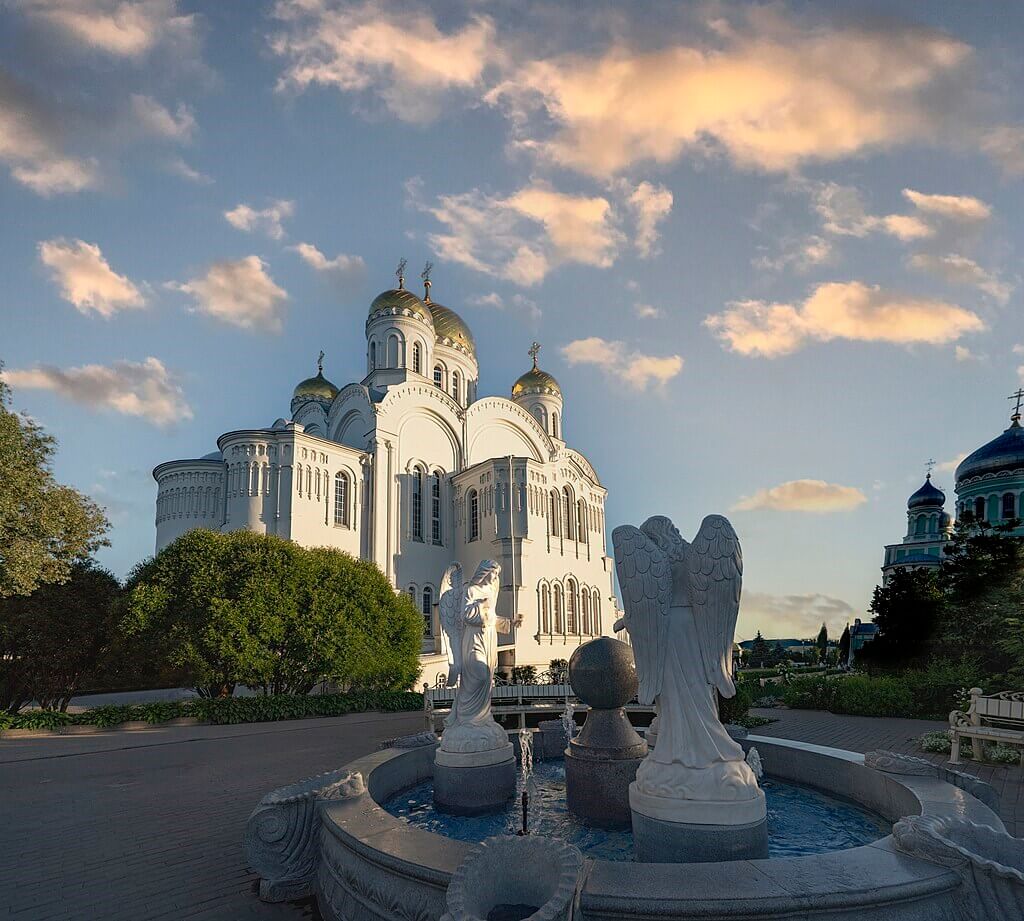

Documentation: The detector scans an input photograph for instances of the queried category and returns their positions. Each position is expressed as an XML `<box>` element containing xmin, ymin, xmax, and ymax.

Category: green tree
<box><xmin>816</xmin><ymin>623</ymin><xmax>828</xmax><ymax>663</ymax></box>
<box><xmin>768</xmin><ymin>640</ymin><xmax>786</xmax><ymax>666</ymax></box>
<box><xmin>120</xmin><ymin>530</ymin><xmax>422</xmax><ymax>697</ymax></box>
<box><xmin>838</xmin><ymin>624</ymin><xmax>851</xmax><ymax>665</ymax></box>
<box><xmin>858</xmin><ymin>567</ymin><xmax>943</xmax><ymax>668</ymax></box>
<box><xmin>0</xmin><ymin>561</ymin><xmax>121</xmax><ymax>712</ymax></box>
<box><xmin>748</xmin><ymin>632</ymin><xmax>770</xmax><ymax>668</ymax></box>
<box><xmin>0</xmin><ymin>370</ymin><xmax>109</xmax><ymax>597</ymax></box>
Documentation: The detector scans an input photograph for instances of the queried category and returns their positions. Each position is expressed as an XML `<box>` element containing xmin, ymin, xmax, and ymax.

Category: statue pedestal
<box><xmin>434</xmin><ymin>743</ymin><xmax>515</xmax><ymax>816</ymax></box>
<box><xmin>629</xmin><ymin>783</ymin><xmax>768</xmax><ymax>863</ymax></box>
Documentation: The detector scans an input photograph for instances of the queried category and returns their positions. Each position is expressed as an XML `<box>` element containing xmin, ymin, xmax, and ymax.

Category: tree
<box><xmin>838</xmin><ymin>625</ymin><xmax>851</xmax><ymax>665</ymax></box>
<box><xmin>0</xmin><ymin>370</ymin><xmax>109</xmax><ymax>597</ymax></box>
<box><xmin>816</xmin><ymin>623</ymin><xmax>828</xmax><ymax>663</ymax></box>
<box><xmin>120</xmin><ymin>529</ymin><xmax>422</xmax><ymax>697</ymax></box>
<box><xmin>858</xmin><ymin>567</ymin><xmax>943</xmax><ymax>668</ymax></box>
<box><xmin>0</xmin><ymin>561</ymin><xmax>121</xmax><ymax>712</ymax></box>
<box><xmin>748</xmin><ymin>632</ymin><xmax>770</xmax><ymax>668</ymax></box>
<box><xmin>768</xmin><ymin>641</ymin><xmax>786</xmax><ymax>666</ymax></box>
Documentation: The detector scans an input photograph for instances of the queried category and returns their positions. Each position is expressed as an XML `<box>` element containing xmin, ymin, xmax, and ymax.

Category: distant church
<box><xmin>882</xmin><ymin>389</ymin><xmax>1024</xmax><ymax>582</ymax></box>
<box><xmin>152</xmin><ymin>263</ymin><xmax>618</xmax><ymax>678</ymax></box>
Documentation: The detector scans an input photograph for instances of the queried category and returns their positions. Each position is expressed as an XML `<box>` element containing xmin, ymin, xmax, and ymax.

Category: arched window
<box><xmin>532</xmin><ymin>404</ymin><xmax>546</xmax><ymax>429</ymax></box>
<box><xmin>592</xmin><ymin>590</ymin><xmax>601</xmax><ymax>633</ymax></box>
<box><xmin>581</xmin><ymin>590</ymin><xmax>591</xmax><ymax>635</ymax></box>
<box><xmin>411</xmin><ymin>467</ymin><xmax>423</xmax><ymax>540</ymax></box>
<box><xmin>468</xmin><ymin>489</ymin><xmax>480</xmax><ymax>541</ymax></box>
<box><xmin>975</xmin><ymin>497</ymin><xmax>986</xmax><ymax>520</ymax></box>
<box><xmin>552</xmin><ymin>411</ymin><xmax>560</xmax><ymax>438</ymax></box>
<box><xmin>412</xmin><ymin>342</ymin><xmax>423</xmax><ymax>374</ymax></box>
<box><xmin>553</xmin><ymin>585</ymin><xmax>564</xmax><ymax>633</ymax></box>
<box><xmin>562</xmin><ymin>487</ymin><xmax>574</xmax><ymax>541</ymax></box>
<box><xmin>431</xmin><ymin>473</ymin><xmax>442</xmax><ymax>544</ymax></box>
<box><xmin>408</xmin><ymin>586</ymin><xmax>417</xmax><ymax>610</ymax></box>
<box><xmin>540</xmin><ymin>584</ymin><xmax>551</xmax><ymax>633</ymax></box>
<box><xmin>549</xmin><ymin>490</ymin><xmax>560</xmax><ymax>536</ymax></box>
<box><xmin>915</xmin><ymin>515</ymin><xmax>926</xmax><ymax>536</ymax></box>
<box><xmin>370</xmin><ymin>340</ymin><xmax>377</xmax><ymax>369</ymax></box>
<box><xmin>577</xmin><ymin>499</ymin><xmax>587</xmax><ymax>543</ymax></box>
<box><xmin>334</xmin><ymin>472</ymin><xmax>350</xmax><ymax>526</ymax></box>
<box><xmin>451</xmin><ymin>371</ymin><xmax>460</xmax><ymax>402</ymax></box>
<box><xmin>433</xmin><ymin>365</ymin><xmax>443</xmax><ymax>388</ymax></box>
<box><xmin>1003</xmin><ymin>493</ymin><xmax>1016</xmax><ymax>519</ymax></box>
<box><xmin>566</xmin><ymin>580</ymin><xmax>578</xmax><ymax>633</ymax></box>
<box><xmin>387</xmin><ymin>334</ymin><xmax>400</xmax><ymax>367</ymax></box>
<box><xmin>422</xmin><ymin>586</ymin><xmax>433</xmax><ymax>635</ymax></box>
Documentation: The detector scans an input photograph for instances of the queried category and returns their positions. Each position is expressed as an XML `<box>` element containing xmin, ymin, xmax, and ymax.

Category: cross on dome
<box><xmin>529</xmin><ymin>341</ymin><xmax>541</xmax><ymax>368</ymax></box>
<box><xmin>1009</xmin><ymin>388</ymin><xmax>1024</xmax><ymax>423</ymax></box>
<box><xmin>395</xmin><ymin>257</ymin><xmax>407</xmax><ymax>290</ymax></box>
<box><xmin>421</xmin><ymin>261</ymin><xmax>433</xmax><ymax>303</ymax></box>
<box><xmin>925</xmin><ymin>458</ymin><xmax>936</xmax><ymax>478</ymax></box>
<box><xmin>317</xmin><ymin>349</ymin><xmax>324</xmax><ymax>374</ymax></box>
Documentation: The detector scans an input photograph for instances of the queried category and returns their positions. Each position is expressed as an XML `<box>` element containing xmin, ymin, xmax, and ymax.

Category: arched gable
<box><xmin>327</xmin><ymin>384</ymin><xmax>375</xmax><ymax>451</ymax></box>
<box><xmin>465</xmin><ymin>397</ymin><xmax>552</xmax><ymax>466</ymax></box>
<box><xmin>562</xmin><ymin>448</ymin><xmax>603</xmax><ymax>487</ymax></box>
<box><xmin>376</xmin><ymin>382</ymin><xmax>464</xmax><ymax>472</ymax></box>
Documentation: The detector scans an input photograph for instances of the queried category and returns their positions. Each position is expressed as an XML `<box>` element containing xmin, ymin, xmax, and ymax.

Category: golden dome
<box><xmin>293</xmin><ymin>370</ymin><xmax>339</xmax><ymax>403</ymax></box>
<box><xmin>368</xmin><ymin>288</ymin><xmax>433</xmax><ymax>326</ymax></box>
<box><xmin>513</xmin><ymin>365</ymin><xmax>561</xmax><ymax>398</ymax></box>
<box><xmin>429</xmin><ymin>302</ymin><xmax>475</xmax><ymax>355</ymax></box>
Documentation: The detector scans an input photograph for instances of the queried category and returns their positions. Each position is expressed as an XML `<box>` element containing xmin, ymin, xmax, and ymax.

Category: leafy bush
<box><xmin>135</xmin><ymin>701</ymin><xmax>189</xmax><ymax>724</ymax></box>
<box><xmin>510</xmin><ymin>665</ymin><xmax>537</xmax><ymax>684</ymax></box>
<box><xmin>717</xmin><ymin>681</ymin><xmax>753</xmax><ymax>726</ymax></box>
<box><xmin>753</xmin><ymin>695</ymin><xmax>780</xmax><ymax>708</ymax></box>
<box><xmin>919</xmin><ymin>730</ymin><xmax>952</xmax><ymax>754</ymax></box>
<box><xmin>985</xmin><ymin>744</ymin><xmax>1021</xmax><ymax>765</ymax></box>
<box><xmin>548</xmin><ymin>659</ymin><xmax>568</xmax><ymax>684</ymax></box>
<box><xmin>782</xmin><ymin>676</ymin><xmax>838</xmax><ymax>711</ymax></box>
<box><xmin>9</xmin><ymin>709</ymin><xmax>74</xmax><ymax>730</ymax></box>
<box><xmin>831</xmin><ymin>676</ymin><xmax>915</xmax><ymax>717</ymax></box>
<box><xmin>896</xmin><ymin>661</ymin><xmax>986</xmax><ymax>719</ymax></box>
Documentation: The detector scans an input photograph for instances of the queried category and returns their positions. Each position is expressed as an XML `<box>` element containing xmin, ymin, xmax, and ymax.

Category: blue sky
<box><xmin>3</xmin><ymin>1</ymin><xmax>1024</xmax><ymax>640</ymax></box>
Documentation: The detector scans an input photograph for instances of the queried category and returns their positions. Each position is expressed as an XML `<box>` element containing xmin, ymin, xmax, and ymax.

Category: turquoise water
<box><xmin>382</xmin><ymin>760</ymin><xmax>891</xmax><ymax>861</ymax></box>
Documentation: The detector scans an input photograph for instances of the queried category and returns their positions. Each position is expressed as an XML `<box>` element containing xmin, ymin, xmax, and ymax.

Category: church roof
<box><xmin>368</xmin><ymin>288</ymin><xmax>434</xmax><ymax>326</ymax></box>
<box><xmin>429</xmin><ymin>302</ymin><xmax>475</xmax><ymax>355</ymax></box>
<box><xmin>513</xmin><ymin>365</ymin><xmax>561</xmax><ymax>398</ymax></box>
<box><xmin>293</xmin><ymin>370</ymin><xmax>339</xmax><ymax>403</ymax></box>
<box><xmin>956</xmin><ymin>420</ymin><xmax>1024</xmax><ymax>482</ymax></box>
<box><xmin>908</xmin><ymin>474</ymin><xmax>945</xmax><ymax>509</ymax></box>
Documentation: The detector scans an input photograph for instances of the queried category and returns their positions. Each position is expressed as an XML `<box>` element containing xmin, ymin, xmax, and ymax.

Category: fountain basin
<box><xmin>315</xmin><ymin>735</ymin><xmax>1004</xmax><ymax>921</ymax></box>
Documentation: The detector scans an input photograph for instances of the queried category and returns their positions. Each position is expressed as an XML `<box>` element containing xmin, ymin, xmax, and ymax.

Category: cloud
<box><xmin>954</xmin><ymin>345</ymin><xmax>983</xmax><ymax>362</ymax></box>
<box><xmin>130</xmin><ymin>94</ymin><xmax>196</xmax><ymax>142</ymax></box>
<box><xmin>3</xmin><ymin>357</ymin><xmax>191</xmax><ymax>427</ymax></box>
<box><xmin>902</xmin><ymin>189</ymin><xmax>991</xmax><ymax>223</ymax></box>
<box><xmin>0</xmin><ymin>69</ymin><xmax>98</xmax><ymax>195</ymax></box>
<box><xmin>754</xmin><ymin>234</ymin><xmax>833</xmax><ymax>273</ymax></box>
<box><xmin>38</xmin><ymin>238</ymin><xmax>144</xmax><ymax>317</ymax></box>
<box><xmin>170</xmin><ymin>256</ymin><xmax>288</xmax><ymax>332</ymax></box>
<box><xmin>224</xmin><ymin>200</ymin><xmax>295</xmax><ymax>240</ymax></box>
<box><xmin>732</xmin><ymin>479</ymin><xmax>867</xmax><ymax>513</ymax></box>
<box><xmin>164</xmin><ymin>155</ymin><xmax>212</xmax><ymax>184</ymax></box>
<box><xmin>468</xmin><ymin>291</ymin><xmax>542</xmax><ymax>322</ymax></box>
<box><xmin>982</xmin><ymin>125</ymin><xmax>1024</xmax><ymax>177</ymax></box>
<box><xmin>936</xmin><ymin>453</ymin><xmax>967</xmax><ymax>473</ymax></box>
<box><xmin>705</xmin><ymin>281</ymin><xmax>983</xmax><ymax>357</ymax></box>
<box><xmin>624</xmin><ymin>181</ymin><xmax>673</xmax><ymax>257</ymax></box>
<box><xmin>561</xmin><ymin>337</ymin><xmax>683</xmax><ymax>390</ymax></box>
<box><xmin>412</xmin><ymin>180</ymin><xmax>622</xmax><ymax>286</ymax></box>
<box><xmin>291</xmin><ymin>243</ymin><xmax>366</xmax><ymax>283</ymax></box>
<box><xmin>16</xmin><ymin>0</ymin><xmax>198</xmax><ymax>59</ymax></box>
<box><xmin>271</xmin><ymin>1</ymin><xmax>496</xmax><ymax>123</ymax></box>
<box><xmin>487</xmin><ymin>12</ymin><xmax>969</xmax><ymax>177</ymax></box>
<box><xmin>907</xmin><ymin>253</ymin><xmax>1012</xmax><ymax>304</ymax></box>
<box><xmin>633</xmin><ymin>303</ymin><xmax>663</xmax><ymax>319</ymax></box>
<box><xmin>738</xmin><ymin>592</ymin><xmax>856</xmax><ymax>642</ymax></box>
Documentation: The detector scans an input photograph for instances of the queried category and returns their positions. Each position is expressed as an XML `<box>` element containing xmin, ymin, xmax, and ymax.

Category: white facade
<box><xmin>153</xmin><ymin>276</ymin><xmax>618</xmax><ymax>679</ymax></box>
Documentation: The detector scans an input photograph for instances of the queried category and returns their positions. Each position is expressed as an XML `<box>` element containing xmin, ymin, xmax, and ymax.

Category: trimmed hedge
<box><xmin>1</xmin><ymin>691</ymin><xmax>423</xmax><ymax>732</ymax></box>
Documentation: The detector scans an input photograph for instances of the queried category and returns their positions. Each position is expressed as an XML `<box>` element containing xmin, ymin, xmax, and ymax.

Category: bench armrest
<box><xmin>950</xmin><ymin>709</ymin><xmax>972</xmax><ymax>728</ymax></box>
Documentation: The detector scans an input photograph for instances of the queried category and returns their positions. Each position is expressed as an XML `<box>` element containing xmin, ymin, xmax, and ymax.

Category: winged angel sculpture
<box><xmin>613</xmin><ymin>516</ymin><xmax>763</xmax><ymax>809</ymax></box>
<box><xmin>436</xmin><ymin>560</ymin><xmax>514</xmax><ymax>754</ymax></box>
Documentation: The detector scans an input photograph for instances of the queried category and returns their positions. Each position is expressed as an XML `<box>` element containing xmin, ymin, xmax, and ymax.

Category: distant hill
<box><xmin>737</xmin><ymin>637</ymin><xmax>830</xmax><ymax>649</ymax></box>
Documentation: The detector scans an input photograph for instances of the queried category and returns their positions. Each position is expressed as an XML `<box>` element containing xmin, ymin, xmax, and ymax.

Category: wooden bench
<box><xmin>949</xmin><ymin>688</ymin><xmax>1024</xmax><ymax>766</ymax></box>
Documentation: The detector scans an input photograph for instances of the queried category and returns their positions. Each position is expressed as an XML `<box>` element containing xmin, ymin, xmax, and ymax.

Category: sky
<box><xmin>3</xmin><ymin>1</ymin><xmax>1024</xmax><ymax>642</ymax></box>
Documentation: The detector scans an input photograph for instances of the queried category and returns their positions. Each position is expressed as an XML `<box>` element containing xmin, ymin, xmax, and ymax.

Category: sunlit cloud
<box><xmin>633</xmin><ymin>303</ymin><xmax>663</xmax><ymax>319</ymax></box>
<box><xmin>732</xmin><ymin>479</ymin><xmax>867</xmax><ymax>513</ymax></box>
<box><xmin>130</xmin><ymin>94</ymin><xmax>196</xmax><ymax>143</ymax></box>
<box><xmin>623</xmin><ymin>181</ymin><xmax>673</xmax><ymax>258</ymax></box>
<box><xmin>738</xmin><ymin>592</ymin><xmax>856</xmax><ymax>642</ymax></box>
<box><xmin>561</xmin><ymin>337</ymin><xmax>682</xmax><ymax>391</ymax></box>
<box><xmin>468</xmin><ymin>291</ymin><xmax>542</xmax><ymax>322</ymax></box>
<box><xmin>224</xmin><ymin>200</ymin><xmax>295</xmax><ymax>240</ymax></box>
<box><xmin>164</xmin><ymin>155</ymin><xmax>212</xmax><ymax>184</ymax></box>
<box><xmin>902</xmin><ymin>189</ymin><xmax>990</xmax><ymax>223</ymax></box>
<box><xmin>706</xmin><ymin>281</ymin><xmax>983</xmax><ymax>357</ymax></box>
<box><xmin>3</xmin><ymin>357</ymin><xmax>191</xmax><ymax>427</ymax></box>
<box><xmin>936</xmin><ymin>453</ymin><xmax>968</xmax><ymax>473</ymax></box>
<box><xmin>954</xmin><ymin>345</ymin><xmax>984</xmax><ymax>362</ymax></box>
<box><xmin>291</xmin><ymin>243</ymin><xmax>366</xmax><ymax>284</ymax></box>
<box><xmin>38</xmin><ymin>238</ymin><xmax>145</xmax><ymax>317</ymax></box>
<box><xmin>908</xmin><ymin>253</ymin><xmax>1012</xmax><ymax>304</ymax></box>
<box><xmin>754</xmin><ymin>234</ymin><xmax>833</xmax><ymax>273</ymax></box>
<box><xmin>982</xmin><ymin>124</ymin><xmax>1024</xmax><ymax>177</ymax></box>
<box><xmin>170</xmin><ymin>256</ymin><xmax>288</xmax><ymax>332</ymax></box>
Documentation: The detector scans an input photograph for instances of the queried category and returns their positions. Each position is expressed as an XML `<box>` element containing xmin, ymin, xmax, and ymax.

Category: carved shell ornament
<box><xmin>864</xmin><ymin>750</ymin><xmax>938</xmax><ymax>776</ymax></box>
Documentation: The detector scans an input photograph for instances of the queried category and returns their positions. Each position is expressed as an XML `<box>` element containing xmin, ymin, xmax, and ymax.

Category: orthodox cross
<box><xmin>528</xmin><ymin>341</ymin><xmax>541</xmax><ymax>368</ymax></box>
<box><xmin>395</xmin><ymin>257</ymin><xmax>407</xmax><ymax>290</ymax></box>
<box><xmin>421</xmin><ymin>261</ymin><xmax>433</xmax><ymax>302</ymax></box>
<box><xmin>1009</xmin><ymin>388</ymin><xmax>1024</xmax><ymax>422</ymax></box>
<box><xmin>925</xmin><ymin>458</ymin><xmax>936</xmax><ymax>478</ymax></box>
<box><xmin>317</xmin><ymin>350</ymin><xmax>324</xmax><ymax>374</ymax></box>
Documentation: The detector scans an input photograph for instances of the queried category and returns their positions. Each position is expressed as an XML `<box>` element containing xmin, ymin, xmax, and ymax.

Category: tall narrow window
<box><xmin>541</xmin><ymin>585</ymin><xmax>551</xmax><ymax>633</ymax></box>
<box><xmin>549</xmin><ymin>490</ymin><xmax>560</xmax><ymax>536</ymax></box>
<box><xmin>411</xmin><ymin>468</ymin><xmax>423</xmax><ymax>540</ymax></box>
<box><xmin>431</xmin><ymin>474</ymin><xmax>442</xmax><ymax>544</ymax></box>
<box><xmin>577</xmin><ymin>499</ymin><xmax>587</xmax><ymax>543</ymax></box>
<box><xmin>592</xmin><ymin>590</ymin><xmax>601</xmax><ymax>633</ymax></box>
<box><xmin>412</xmin><ymin>342</ymin><xmax>422</xmax><ymax>374</ymax></box>
<box><xmin>552</xmin><ymin>411</ymin><xmax>560</xmax><ymax>438</ymax></box>
<box><xmin>334</xmin><ymin>472</ymin><xmax>349</xmax><ymax>526</ymax></box>
<box><xmin>1003</xmin><ymin>493</ymin><xmax>1016</xmax><ymax>519</ymax></box>
<box><xmin>468</xmin><ymin>489</ymin><xmax>480</xmax><ymax>541</ymax></box>
<box><xmin>581</xmin><ymin>590</ymin><xmax>591</xmax><ymax>635</ymax></box>
<box><xmin>408</xmin><ymin>586</ymin><xmax>417</xmax><ymax>610</ymax></box>
<box><xmin>975</xmin><ymin>497</ymin><xmax>986</xmax><ymax>520</ymax></box>
<box><xmin>553</xmin><ymin>585</ymin><xmax>564</xmax><ymax>633</ymax></box>
<box><xmin>370</xmin><ymin>341</ymin><xmax>377</xmax><ymax>369</ymax></box>
<box><xmin>562</xmin><ymin>487</ymin><xmax>574</xmax><ymax>540</ymax></box>
<box><xmin>567</xmin><ymin>580</ymin><xmax>578</xmax><ymax>633</ymax></box>
<box><xmin>451</xmin><ymin>371</ymin><xmax>460</xmax><ymax>402</ymax></box>
<box><xmin>433</xmin><ymin>365</ymin><xmax>443</xmax><ymax>388</ymax></box>
<box><xmin>422</xmin><ymin>586</ymin><xmax>433</xmax><ymax>635</ymax></box>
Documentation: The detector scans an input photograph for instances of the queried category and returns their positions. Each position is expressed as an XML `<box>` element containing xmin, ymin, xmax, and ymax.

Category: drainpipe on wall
<box><xmin>508</xmin><ymin>455</ymin><xmax>518</xmax><ymax>632</ymax></box>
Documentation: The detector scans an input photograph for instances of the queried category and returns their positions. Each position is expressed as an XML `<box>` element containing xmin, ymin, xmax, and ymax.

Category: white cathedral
<box><xmin>153</xmin><ymin>265</ymin><xmax>618</xmax><ymax>678</ymax></box>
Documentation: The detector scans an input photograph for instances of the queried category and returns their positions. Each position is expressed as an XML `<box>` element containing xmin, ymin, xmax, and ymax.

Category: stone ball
<box><xmin>568</xmin><ymin>637</ymin><xmax>638</xmax><ymax>710</ymax></box>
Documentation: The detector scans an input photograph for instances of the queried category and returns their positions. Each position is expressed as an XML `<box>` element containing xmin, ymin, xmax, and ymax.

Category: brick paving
<box><xmin>2</xmin><ymin>707</ymin><xmax>1021</xmax><ymax>920</ymax></box>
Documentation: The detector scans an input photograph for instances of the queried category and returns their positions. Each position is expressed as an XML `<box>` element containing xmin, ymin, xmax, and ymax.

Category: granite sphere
<box><xmin>568</xmin><ymin>638</ymin><xmax>638</xmax><ymax>709</ymax></box>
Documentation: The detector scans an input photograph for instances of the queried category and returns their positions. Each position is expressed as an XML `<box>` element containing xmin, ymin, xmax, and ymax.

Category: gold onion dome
<box><xmin>368</xmin><ymin>288</ymin><xmax>434</xmax><ymax>326</ymax></box>
<box><xmin>293</xmin><ymin>369</ymin><xmax>339</xmax><ymax>402</ymax></box>
<box><xmin>513</xmin><ymin>365</ymin><xmax>561</xmax><ymax>397</ymax></box>
<box><xmin>429</xmin><ymin>302</ymin><xmax>476</xmax><ymax>355</ymax></box>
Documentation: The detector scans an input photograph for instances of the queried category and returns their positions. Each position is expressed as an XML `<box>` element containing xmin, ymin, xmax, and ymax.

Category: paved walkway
<box><xmin>3</xmin><ymin>708</ymin><xmax>1021</xmax><ymax>920</ymax></box>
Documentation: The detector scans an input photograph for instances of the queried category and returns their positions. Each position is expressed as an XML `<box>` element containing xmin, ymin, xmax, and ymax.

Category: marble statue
<box><xmin>613</xmin><ymin>515</ymin><xmax>766</xmax><ymax>861</ymax></box>
<box><xmin>437</xmin><ymin>560</ymin><xmax>513</xmax><ymax>754</ymax></box>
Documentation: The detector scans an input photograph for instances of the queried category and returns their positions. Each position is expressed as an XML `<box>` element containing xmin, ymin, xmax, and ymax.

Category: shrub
<box><xmin>919</xmin><ymin>730</ymin><xmax>952</xmax><ymax>754</ymax></box>
<box><xmin>897</xmin><ymin>660</ymin><xmax>986</xmax><ymax>719</ymax></box>
<box><xmin>81</xmin><ymin>705</ymin><xmax>138</xmax><ymax>728</ymax></box>
<box><xmin>548</xmin><ymin>659</ymin><xmax>568</xmax><ymax>683</ymax></box>
<box><xmin>753</xmin><ymin>695</ymin><xmax>780</xmax><ymax>708</ymax></box>
<box><xmin>510</xmin><ymin>665</ymin><xmax>537</xmax><ymax>684</ymax></box>
<box><xmin>831</xmin><ymin>676</ymin><xmax>915</xmax><ymax>717</ymax></box>
<box><xmin>717</xmin><ymin>681</ymin><xmax>753</xmax><ymax>726</ymax></box>
<box><xmin>985</xmin><ymin>744</ymin><xmax>1021</xmax><ymax>765</ymax></box>
<box><xmin>781</xmin><ymin>675</ymin><xmax>838</xmax><ymax>711</ymax></box>
<box><xmin>9</xmin><ymin>709</ymin><xmax>73</xmax><ymax>730</ymax></box>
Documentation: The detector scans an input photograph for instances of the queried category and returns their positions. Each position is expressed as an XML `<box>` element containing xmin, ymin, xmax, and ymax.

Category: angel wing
<box><xmin>640</xmin><ymin>515</ymin><xmax>689</xmax><ymax>563</ymax></box>
<box><xmin>439</xmin><ymin>563</ymin><xmax>465</xmax><ymax>687</ymax></box>
<box><xmin>687</xmin><ymin>515</ymin><xmax>742</xmax><ymax>698</ymax></box>
<box><xmin>613</xmin><ymin>525</ymin><xmax>672</xmax><ymax>706</ymax></box>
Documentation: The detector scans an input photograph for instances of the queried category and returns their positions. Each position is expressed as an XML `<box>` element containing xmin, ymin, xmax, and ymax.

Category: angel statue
<box><xmin>436</xmin><ymin>560</ymin><xmax>515</xmax><ymax>754</ymax></box>
<box><xmin>613</xmin><ymin>516</ymin><xmax>764</xmax><ymax>818</ymax></box>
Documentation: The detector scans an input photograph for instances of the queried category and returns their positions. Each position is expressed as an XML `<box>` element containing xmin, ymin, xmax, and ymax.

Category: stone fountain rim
<box><xmin>316</xmin><ymin>734</ymin><xmax>1003</xmax><ymax>917</ymax></box>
